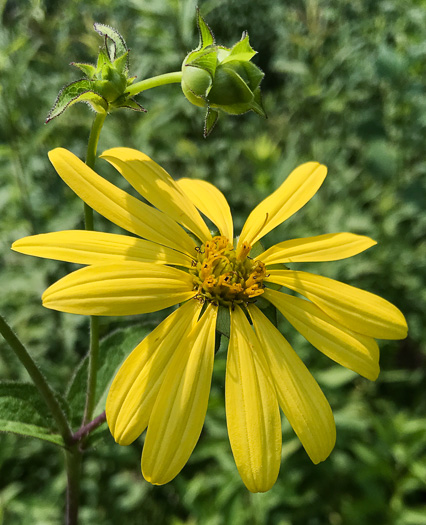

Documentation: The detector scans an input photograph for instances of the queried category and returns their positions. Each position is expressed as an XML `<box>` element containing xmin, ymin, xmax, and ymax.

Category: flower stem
<box><xmin>83</xmin><ymin>111</ymin><xmax>106</xmax><ymax>426</ymax></box>
<box><xmin>0</xmin><ymin>315</ymin><xmax>72</xmax><ymax>443</ymax></box>
<box><xmin>125</xmin><ymin>71</ymin><xmax>182</xmax><ymax>98</ymax></box>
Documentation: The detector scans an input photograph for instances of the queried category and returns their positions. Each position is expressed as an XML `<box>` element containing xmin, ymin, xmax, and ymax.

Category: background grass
<box><xmin>0</xmin><ymin>0</ymin><xmax>425</xmax><ymax>523</ymax></box>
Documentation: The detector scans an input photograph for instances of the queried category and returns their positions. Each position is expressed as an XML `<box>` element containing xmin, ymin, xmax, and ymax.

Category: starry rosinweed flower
<box><xmin>12</xmin><ymin>148</ymin><xmax>408</xmax><ymax>492</ymax></box>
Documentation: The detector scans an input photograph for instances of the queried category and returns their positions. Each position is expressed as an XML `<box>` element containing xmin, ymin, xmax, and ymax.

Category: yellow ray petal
<box><xmin>258</xmin><ymin>233</ymin><xmax>376</xmax><ymax>265</ymax></box>
<box><xmin>12</xmin><ymin>230</ymin><xmax>194</xmax><ymax>268</ymax></box>
<box><xmin>238</xmin><ymin>162</ymin><xmax>327</xmax><ymax>250</ymax></box>
<box><xmin>247</xmin><ymin>304</ymin><xmax>336</xmax><ymax>463</ymax></box>
<box><xmin>264</xmin><ymin>289</ymin><xmax>380</xmax><ymax>380</ymax></box>
<box><xmin>176</xmin><ymin>178</ymin><xmax>233</xmax><ymax>241</ymax></box>
<box><xmin>106</xmin><ymin>299</ymin><xmax>202</xmax><ymax>445</ymax></box>
<box><xmin>265</xmin><ymin>270</ymin><xmax>408</xmax><ymax>340</ymax></box>
<box><xmin>226</xmin><ymin>305</ymin><xmax>281</xmax><ymax>493</ymax></box>
<box><xmin>142</xmin><ymin>303</ymin><xmax>218</xmax><ymax>485</ymax></box>
<box><xmin>48</xmin><ymin>148</ymin><xmax>196</xmax><ymax>255</ymax></box>
<box><xmin>100</xmin><ymin>148</ymin><xmax>212</xmax><ymax>242</ymax></box>
<box><xmin>42</xmin><ymin>262</ymin><xmax>195</xmax><ymax>316</ymax></box>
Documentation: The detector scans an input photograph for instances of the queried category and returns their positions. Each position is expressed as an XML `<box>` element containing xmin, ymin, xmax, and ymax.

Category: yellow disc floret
<box><xmin>191</xmin><ymin>236</ymin><xmax>266</xmax><ymax>307</ymax></box>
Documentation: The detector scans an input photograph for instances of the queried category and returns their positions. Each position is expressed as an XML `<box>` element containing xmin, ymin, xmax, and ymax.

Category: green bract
<box><xmin>182</xmin><ymin>11</ymin><xmax>266</xmax><ymax>136</ymax></box>
<box><xmin>46</xmin><ymin>23</ymin><xmax>145</xmax><ymax>123</ymax></box>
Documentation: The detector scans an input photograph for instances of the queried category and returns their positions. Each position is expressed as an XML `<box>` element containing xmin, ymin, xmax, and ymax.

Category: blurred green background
<box><xmin>0</xmin><ymin>0</ymin><xmax>425</xmax><ymax>523</ymax></box>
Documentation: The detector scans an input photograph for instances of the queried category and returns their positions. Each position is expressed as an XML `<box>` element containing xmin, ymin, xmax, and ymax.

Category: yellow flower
<box><xmin>12</xmin><ymin>148</ymin><xmax>407</xmax><ymax>492</ymax></box>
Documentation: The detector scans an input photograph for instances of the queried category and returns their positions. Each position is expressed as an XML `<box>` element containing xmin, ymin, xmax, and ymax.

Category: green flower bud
<box><xmin>182</xmin><ymin>11</ymin><xmax>266</xmax><ymax>136</ymax></box>
<box><xmin>46</xmin><ymin>23</ymin><xmax>145</xmax><ymax>123</ymax></box>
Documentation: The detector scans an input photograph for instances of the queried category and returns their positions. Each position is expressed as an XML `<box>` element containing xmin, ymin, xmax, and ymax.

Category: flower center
<box><xmin>190</xmin><ymin>235</ymin><xmax>266</xmax><ymax>307</ymax></box>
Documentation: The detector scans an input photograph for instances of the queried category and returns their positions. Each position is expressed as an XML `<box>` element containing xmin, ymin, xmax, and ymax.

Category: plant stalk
<box><xmin>125</xmin><ymin>71</ymin><xmax>182</xmax><ymax>97</ymax></box>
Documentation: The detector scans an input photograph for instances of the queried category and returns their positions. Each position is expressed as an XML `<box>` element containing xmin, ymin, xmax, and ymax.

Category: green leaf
<box><xmin>66</xmin><ymin>325</ymin><xmax>151</xmax><ymax>427</ymax></box>
<box><xmin>113</xmin><ymin>50</ymin><xmax>130</xmax><ymax>75</ymax></box>
<box><xmin>71</xmin><ymin>61</ymin><xmax>97</xmax><ymax>78</ymax></box>
<box><xmin>0</xmin><ymin>382</ymin><xmax>66</xmax><ymax>446</ymax></box>
<box><xmin>216</xmin><ymin>306</ymin><xmax>230</xmax><ymax>338</ymax></box>
<box><xmin>45</xmin><ymin>79</ymin><xmax>108</xmax><ymax>122</ymax></box>
<box><xmin>222</xmin><ymin>31</ymin><xmax>257</xmax><ymax>64</ymax></box>
<box><xmin>94</xmin><ymin>22</ymin><xmax>127</xmax><ymax>61</ymax></box>
<box><xmin>250</xmin><ymin>87</ymin><xmax>267</xmax><ymax>118</ymax></box>
<box><xmin>204</xmin><ymin>107</ymin><xmax>219</xmax><ymax>137</ymax></box>
<box><xmin>197</xmin><ymin>10</ymin><xmax>215</xmax><ymax>49</ymax></box>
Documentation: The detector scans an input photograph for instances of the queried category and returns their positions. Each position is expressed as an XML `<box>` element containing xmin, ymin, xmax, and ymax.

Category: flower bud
<box><xmin>46</xmin><ymin>23</ymin><xmax>145</xmax><ymax>123</ymax></box>
<box><xmin>182</xmin><ymin>11</ymin><xmax>266</xmax><ymax>136</ymax></box>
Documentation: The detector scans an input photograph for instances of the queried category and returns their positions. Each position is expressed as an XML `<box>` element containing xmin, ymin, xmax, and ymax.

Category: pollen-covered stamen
<box><xmin>190</xmin><ymin>235</ymin><xmax>266</xmax><ymax>306</ymax></box>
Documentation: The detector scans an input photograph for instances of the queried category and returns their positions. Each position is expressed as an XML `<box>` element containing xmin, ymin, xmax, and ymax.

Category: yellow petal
<box><xmin>226</xmin><ymin>305</ymin><xmax>281</xmax><ymax>493</ymax></box>
<box><xmin>176</xmin><ymin>178</ymin><xmax>233</xmax><ymax>241</ymax></box>
<box><xmin>238</xmin><ymin>162</ymin><xmax>327</xmax><ymax>250</ymax></box>
<box><xmin>12</xmin><ymin>230</ymin><xmax>194</xmax><ymax>268</ymax></box>
<box><xmin>142</xmin><ymin>303</ymin><xmax>217</xmax><ymax>485</ymax></box>
<box><xmin>106</xmin><ymin>299</ymin><xmax>202</xmax><ymax>445</ymax></box>
<box><xmin>247</xmin><ymin>304</ymin><xmax>336</xmax><ymax>463</ymax></box>
<box><xmin>48</xmin><ymin>148</ymin><xmax>196</xmax><ymax>255</ymax></box>
<box><xmin>265</xmin><ymin>270</ymin><xmax>408</xmax><ymax>340</ymax></box>
<box><xmin>264</xmin><ymin>289</ymin><xmax>380</xmax><ymax>380</ymax></box>
<box><xmin>258</xmin><ymin>233</ymin><xmax>376</xmax><ymax>265</ymax></box>
<box><xmin>42</xmin><ymin>262</ymin><xmax>195</xmax><ymax>315</ymax></box>
<box><xmin>100</xmin><ymin>148</ymin><xmax>211</xmax><ymax>242</ymax></box>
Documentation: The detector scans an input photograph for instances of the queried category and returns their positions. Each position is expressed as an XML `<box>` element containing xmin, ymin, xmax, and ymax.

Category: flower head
<box><xmin>12</xmin><ymin>148</ymin><xmax>407</xmax><ymax>492</ymax></box>
<box><xmin>181</xmin><ymin>11</ymin><xmax>266</xmax><ymax>136</ymax></box>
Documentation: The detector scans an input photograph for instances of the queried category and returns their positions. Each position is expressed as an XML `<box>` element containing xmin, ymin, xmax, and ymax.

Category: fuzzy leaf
<box><xmin>66</xmin><ymin>325</ymin><xmax>151</xmax><ymax>427</ymax></box>
<box><xmin>94</xmin><ymin>22</ymin><xmax>127</xmax><ymax>61</ymax></box>
<box><xmin>46</xmin><ymin>79</ymin><xmax>108</xmax><ymax>122</ymax></box>
<box><xmin>0</xmin><ymin>382</ymin><xmax>67</xmax><ymax>446</ymax></box>
<box><xmin>120</xmin><ymin>98</ymin><xmax>147</xmax><ymax>112</ymax></box>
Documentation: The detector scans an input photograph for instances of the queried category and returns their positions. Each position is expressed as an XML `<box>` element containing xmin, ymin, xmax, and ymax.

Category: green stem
<box><xmin>82</xmin><ymin>111</ymin><xmax>106</xmax><ymax>426</ymax></box>
<box><xmin>125</xmin><ymin>71</ymin><xmax>182</xmax><ymax>98</ymax></box>
<box><xmin>65</xmin><ymin>445</ymin><xmax>81</xmax><ymax>525</ymax></box>
<box><xmin>0</xmin><ymin>315</ymin><xmax>72</xmax><ymax>443</ymax></box>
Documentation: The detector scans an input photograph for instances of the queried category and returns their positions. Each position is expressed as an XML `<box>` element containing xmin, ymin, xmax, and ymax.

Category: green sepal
<box><xmin>196</xmin><ymin>9</ymin><xmax>215</xmax><ymax>50</ymax></box>
<box><xmin>113</xmin><ymin>50</ymin><xmax>130</xmax><ymax>75</ymax></box>
<box><xmin>188</xmin><ymin>48</ymin><xmax>218</xmax><ymax>79</ymax></box>
<box><xmin>94</xmin><ymin>22</ymin><xmax>127</xmax><ymax>61</ymax></box>
<box><xmin>222</xmin><ymin>31</ymin><xmax>257</xmax><ymax>64</ymax></box>
<box><xmin>208</xmin><ymin>65</ymin><xmax>254</xmax><ymax>109</ymax></box>
<box><xmin>216</xmin><ymin>306</ymin><xmax>230</xmax><ymax>339</ymax></box>
<box><xmin>71</xmin><ymin>61</ymin><xmax>97</xmax><ymax>78</ymax></box>
<box><xmin>46</xmin><ymin>79</ymin><xmax>108</xmax><ymax>122</ymax></box>
<box><xmin>204</xmin><ymin>107</ymin><xmax>219</xmax><ymax>137</ymax></box>
<box><xmin>118</xmin><ymin>97</ymin><xmax>147</xmax><ymax>112</ymax></box>
<box><xmin>250</xmin><ymin>87</ymin><xmax>267</xmax><ymax>118</ymax></box>
<box><xmin>0</xmin><ymin>381</ymin><xmax>67</xmax><ymax>447</ymax></box>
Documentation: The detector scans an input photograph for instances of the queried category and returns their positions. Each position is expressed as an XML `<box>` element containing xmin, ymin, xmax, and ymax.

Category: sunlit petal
<box><xmin>258</xmin><ymin>233</ymin><xmax>376</xmax><ymax>265</ymax></box>
<box><xmin>101</xmin><ymin>148</ymin><xmax>211</xmax><ymax>242</ymax></box>
<box><xmin>42</xmin><ymin>262</ymin><xmax>195</xmax><ymax>315</ymax></box>
<box><xmin>226</xmin><ymin>305</ymin><xmax>281</xmax><ymax>493</ymax></box>
<box><xmin>238</xmin><ymin>162</ymin><xmax>327</xmax><ymax>249</ymax></box>
<box><xmin>12</xmin><ymin>230</ymin><xmax>194</xmax><ymax>268</ymax></box>
<box><xmin>265</xmin><ymin>270</ymin><xmax>408</xmax><ymax>340</ymax></box>
<box><xmin>176</xmin><ymin>178</ymin><xmax>233</xmax><ymax>240</ymax></box>
<box><xmin>48</xmin><ymin>148</ymin><xmax>196</xmax><ymax>255</ymax></box>
<box><xmin>106</xmin><ymin>300</ymin><xmax>202</xmax><ymax>445</ymax></box>
<box><xmin>248</xmin><ymin>304</ymin><xmax>336</xmax><ymax>463</ymax></box>
<box><xmin>264</xmin><ymin>289</ymin><xmax>380</xmax><ymax>380</ymax></box>
<box><xmin>142</xmin><ymin>303</ymin><xmax>217</xmax><ymax>485</ymax></box>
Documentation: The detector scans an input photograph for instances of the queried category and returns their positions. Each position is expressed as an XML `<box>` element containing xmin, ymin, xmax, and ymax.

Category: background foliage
<box><xmin>0</xmin><ymin>0</ymin><xmax>425</xmax><ymax>523</ymax></box>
